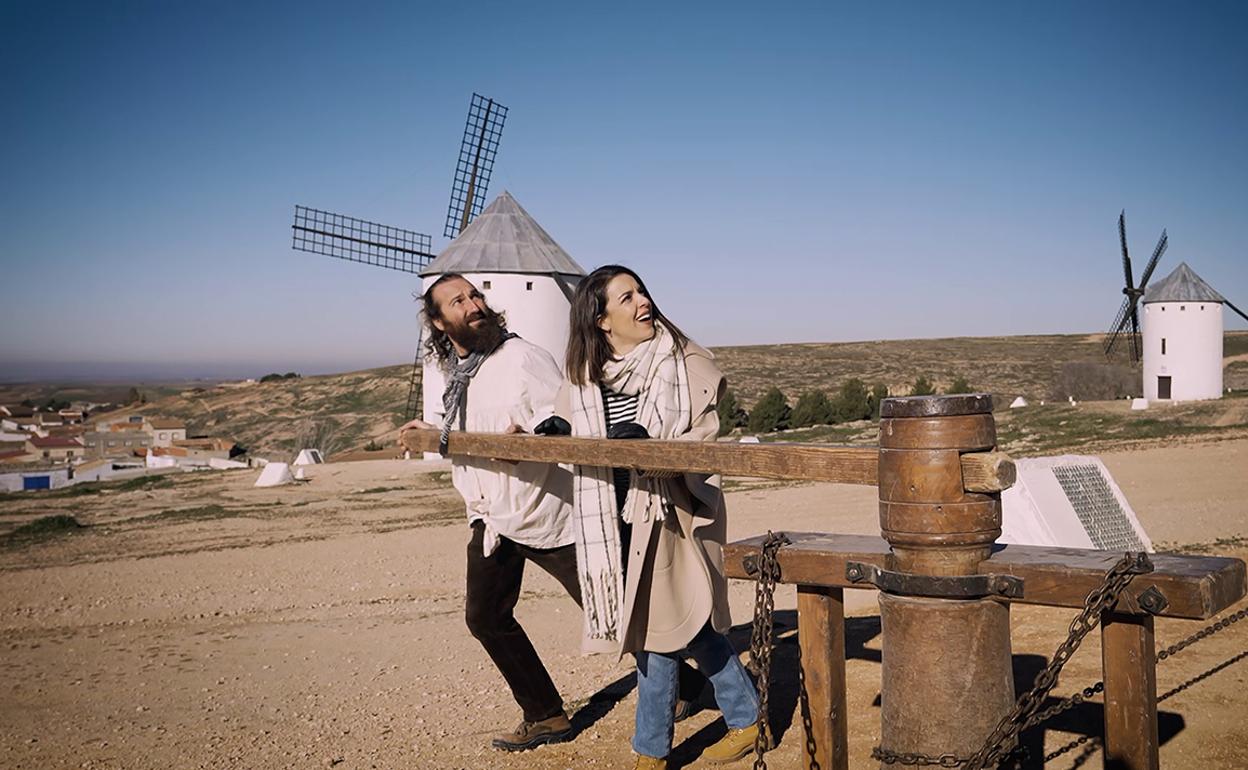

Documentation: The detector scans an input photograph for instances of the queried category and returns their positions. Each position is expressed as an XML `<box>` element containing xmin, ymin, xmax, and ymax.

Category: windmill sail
<box><xmin>444</xmin><ymin>94</ymin><xmax>508</xmax><ymax>239</ymax></box>
<box><xmin>292</xmin><ymin>206</ymin><xmax>435</xmax><ymax>273</ymax></box>
<box><xmin>1105</xmin><ymin>211</ymin><xmax>1167</xmax><ymax>364</ymax></box>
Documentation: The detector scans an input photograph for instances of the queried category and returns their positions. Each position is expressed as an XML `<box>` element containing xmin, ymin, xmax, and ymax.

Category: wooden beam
<box><xmin>1101</xmin><ymin>611</ymin><xmax>1159</xmax><ymax>770</ymax></box>
<box><xmin>797</xmin><ymin>585</ymin><xmax>849</xmax><ymax>770</ymax></box>
<box><xmin>723</xmin><ymin>533</ymin><xmax>1247</xmax><ymax>620</ymax></box>
<box><xmin>399</xmin><ymin>429</ymin><xmax>1013</xmax><ymax>492</ymax></box>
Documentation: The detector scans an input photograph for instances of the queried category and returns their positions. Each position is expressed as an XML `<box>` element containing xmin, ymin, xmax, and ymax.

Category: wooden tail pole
<box><xmin>875</xmin><ymin>395</ymin><xmax>1015</xmax><ymax>765</ymax></box>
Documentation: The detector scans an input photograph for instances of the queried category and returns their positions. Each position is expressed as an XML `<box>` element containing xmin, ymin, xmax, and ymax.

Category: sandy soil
<box><xmin>1</xmin><ymin>442</ymin><xmax>1246</xmax><ymax>770</ymax></box>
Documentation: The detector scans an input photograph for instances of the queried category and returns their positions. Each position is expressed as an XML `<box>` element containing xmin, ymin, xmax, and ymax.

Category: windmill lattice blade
<box><xmin>1139</xmin><ymin>230</ymin><xmax>1168</xmax><ymax>287</ymax></box>
<box><xmin>444</xmin><ymin>93</ymin><xmax>508</xmax><ymax>239</ymax></box>
<box><xmin>1226</xmin><ymin>299</ymin><xmax>1248</xmax><ymax>324</ymax></box>
<box><xmin>292</xmin><ymin>206</ymin><xmax>434</xmax><ymax>274</ymax></box>
<box><xmin>1105</xmin><ymin>297</ymin><xmax>1132</xmax><ymax>355</ymax></box>
<box><xmin>1130</xmin><ymin>307</ymin><xmax>1142</xmax><ymax>363</ymax></box>
<box><xmin>404</xmin><ymin>319</ymin><xmax>425</xmax><ymax>422</ymax></box>
<box><xmin>1119</xmin><ymin>210</ymin><xmax>1134</xmax><ymax>291</ymax></box>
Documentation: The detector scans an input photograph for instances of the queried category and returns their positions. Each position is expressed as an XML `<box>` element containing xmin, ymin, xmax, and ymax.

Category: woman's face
<box><xmin>596</xmin><ymin>273</ymin><xmax>655</xmax><ymax>355</ymax></box>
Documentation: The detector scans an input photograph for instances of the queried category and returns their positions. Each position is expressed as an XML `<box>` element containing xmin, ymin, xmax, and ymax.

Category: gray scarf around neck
<box><xmin>438</xmin><ymin>332</ymin><xmax>517</xmax><ymax>454</ymax></box>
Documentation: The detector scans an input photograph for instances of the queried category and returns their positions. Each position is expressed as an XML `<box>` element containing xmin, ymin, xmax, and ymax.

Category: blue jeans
<box><xmin>633</xmin><ymin>624</ymin><xmax>759</xmax><ymax>758</ymax></box>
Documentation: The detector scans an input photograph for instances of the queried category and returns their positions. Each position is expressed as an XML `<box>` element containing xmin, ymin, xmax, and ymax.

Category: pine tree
<box><xmin>716</xmin><ymin>389</ymin><xmax>749</xmax><ymax>436</ymax></box>
<box><xmin>791</xmin><ymin>390</ymin><xmax>834</xmax><ymax>428</ymax></box>
<box><xmin>910</xmin><ymin>376</ymin><xmax>937</xmax><ymax>396</ymax></box>
<box><xmin>747</xmin><ymin>388</ymin><xmax>791</xmax><ymax>433</ymax></box>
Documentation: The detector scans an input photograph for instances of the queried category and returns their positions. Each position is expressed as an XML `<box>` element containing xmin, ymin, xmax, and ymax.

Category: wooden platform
<box><xmin>724</xmin><ymin>532</ymin><xmax>1247</xmax><ymax>619</ymax></box>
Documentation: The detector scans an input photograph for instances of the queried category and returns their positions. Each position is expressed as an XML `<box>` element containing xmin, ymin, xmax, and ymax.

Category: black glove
<box><xmin>607</xmin><ymin>421</ymin><xmax>650</xmax><ymax>440</ymax></box>
<box><xmin>533</xmin><ymin>416</ymin><xmax>572</xmax><ymax>436</ymax></box>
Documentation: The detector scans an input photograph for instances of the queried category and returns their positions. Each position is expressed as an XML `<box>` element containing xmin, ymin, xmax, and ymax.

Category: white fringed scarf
<box><xmin>569</xmin><ymin>322</ymin><xmax>692</xmax><ymax>650</ymax></box>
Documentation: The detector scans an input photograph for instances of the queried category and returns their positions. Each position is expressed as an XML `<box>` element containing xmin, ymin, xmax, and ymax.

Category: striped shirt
<box><xmin>601</xmin><ymin>386</ymin><xmax>639</xmax><ymax>514</ymax></box>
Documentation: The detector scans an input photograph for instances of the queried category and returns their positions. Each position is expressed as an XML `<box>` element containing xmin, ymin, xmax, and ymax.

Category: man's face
<box><xmin>430</xmin><ymin>277</ymin><xmax>503</xmax><ymax>353</ymax></box>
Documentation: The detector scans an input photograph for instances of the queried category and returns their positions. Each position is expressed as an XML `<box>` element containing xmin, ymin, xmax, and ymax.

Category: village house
<box><xmin>145</xmin><ymin>418</ymin><xmax>187</xmax><ymax>448</ymax></box>
<box><xmin>172</xmin><ymin>437</ymin><xmax>235</xmax><ymax>461</ymax></box>
<box><xmin>24</xmin><ymin>435</ymin><xmax>84</xmax><ymax>462</ymax></box>
<box><xmin>81</xmin><ymin>427</ymin><xmax>152</xmax><ymax>460</ymax></box>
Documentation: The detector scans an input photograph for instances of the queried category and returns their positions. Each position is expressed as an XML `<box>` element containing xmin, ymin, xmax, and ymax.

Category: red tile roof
<box><xmin>28</xmin><ymin>436</ymin><xmax>84</xmax><ymax>449</ymax></box>
<box><xmin>149</xmin><ymin>419</ymin><xmax>185</xmax><ymax>430</ymax></box>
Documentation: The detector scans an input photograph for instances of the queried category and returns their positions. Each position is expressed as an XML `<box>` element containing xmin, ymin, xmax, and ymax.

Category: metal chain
<box><xmin>963</xmin><ymin>551</ymin><xmax>1153</xmax><ymax>770</ymax></box>
<box><xmin>748</xmin><ymin>531</ymin><xmax>789</xmax><ymax>770</ymax></box>
<box><xmin>1029</xmin><ymin>601</ymin><xmax>1248</xmax><ymax>764</ymax></box>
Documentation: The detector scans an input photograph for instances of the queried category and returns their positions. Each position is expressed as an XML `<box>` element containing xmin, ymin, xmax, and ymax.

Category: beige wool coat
<box><xmin>556</xmin><ymin>342</ymin><xmax>732</xmax><ymax>656</ymax></box>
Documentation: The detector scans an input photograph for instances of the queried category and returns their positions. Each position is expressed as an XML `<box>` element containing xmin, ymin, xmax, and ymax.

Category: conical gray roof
<box><xmin>420</xmin><ymin>191</ymin><xmax>586</xmax><ymax>277</ymax></box>
<box><xmin>1142</xmin><ymin>262</ymin><xmax>1226</xmax><ymax>304</ymax></box>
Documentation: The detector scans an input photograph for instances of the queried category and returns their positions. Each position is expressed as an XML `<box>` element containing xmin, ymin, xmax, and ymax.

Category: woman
<box><xmin>557</xmin><ymin>265</ymin><xmax>761</xmax><ymax>770</ymax></box>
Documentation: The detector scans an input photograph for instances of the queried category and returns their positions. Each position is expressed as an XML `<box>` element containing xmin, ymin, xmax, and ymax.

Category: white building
<box><xmin>1141</xmin><ymin>262</ymin><xmax>1228</xmax><ymax>401</ymax></box>
<box><xmin>418</xmin><ymin>191</ymin><xmax>587</xmax><ymax>427</ymax></box>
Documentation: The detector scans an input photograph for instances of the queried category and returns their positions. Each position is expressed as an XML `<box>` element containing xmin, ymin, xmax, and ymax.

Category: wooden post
<box><xmin>797</xmin><ymin>585</ymin><xmax>848</xmax><ymax>770</ymax></box>
<box><xmin>876</xmin><ymin>395</ymin><xmax>1015</xmax><ymax>764</ymax></box>
<box><xmin>1101</xmin><ymin>611</ymin><xmax>1159</xmax><ymax>770</ymax></box>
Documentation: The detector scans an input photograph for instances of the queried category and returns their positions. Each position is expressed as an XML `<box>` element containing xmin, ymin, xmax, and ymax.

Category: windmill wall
<box><xmin>1141</xmin><ymin>300</ymin><xmax>1223</xmax><ymax>400</ymax></box>
<box><xmin>420</xmin><ymin>272</ymin><xmax>577</xmax><ymax>429</ymax></box>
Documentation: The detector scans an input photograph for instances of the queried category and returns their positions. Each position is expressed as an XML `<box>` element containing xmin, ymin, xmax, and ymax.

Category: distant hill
<box><xmin>96</xmin><ymin>365</ymin><xmax>410</xmax><ymax>460</ymax></box>
<box><xmin>35</xmin><ymin>331</ymin><xmax>1248</xmax><ymax>459</ymax></box>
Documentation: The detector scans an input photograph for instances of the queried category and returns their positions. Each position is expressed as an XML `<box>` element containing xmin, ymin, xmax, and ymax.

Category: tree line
<box><xmin>717</xmin><ymin>375</ymin><xmax>974</xmax><ymax>436</ymax></box>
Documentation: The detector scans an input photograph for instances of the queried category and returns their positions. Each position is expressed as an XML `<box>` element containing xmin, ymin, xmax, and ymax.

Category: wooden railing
<box><xmin>400</xmin><ymin>395</ymin><xmax>1246</xmax><ymax>770</ymax></box>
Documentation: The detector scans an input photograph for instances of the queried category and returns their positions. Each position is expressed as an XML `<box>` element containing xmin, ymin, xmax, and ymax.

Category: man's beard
<box><xmin>447</xmin><ymin>307</ymin><xmax>507</xmax><ymax>355</ymax></box>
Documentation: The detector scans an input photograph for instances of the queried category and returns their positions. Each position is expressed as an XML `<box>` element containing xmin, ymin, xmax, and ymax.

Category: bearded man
<box><xmin>399</xmin><ymin>273</ymin><xmax>581</xmax><ymax>751</ymax></box>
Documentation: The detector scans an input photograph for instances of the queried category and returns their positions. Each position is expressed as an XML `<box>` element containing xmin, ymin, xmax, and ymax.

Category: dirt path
<box><xmin>1</xmin><ymin>445</ymin><xmax>1246</xmax><ymax>769</ymax></box>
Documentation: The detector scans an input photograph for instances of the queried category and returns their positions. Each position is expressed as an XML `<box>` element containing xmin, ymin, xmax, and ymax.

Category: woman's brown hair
<box><xmin>566</xmin><ymin>264</ymin><xmax>688</xmax><ymax>386</ymax></box>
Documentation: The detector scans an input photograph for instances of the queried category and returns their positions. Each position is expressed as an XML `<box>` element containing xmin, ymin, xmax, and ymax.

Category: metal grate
<box><xmin>1052</xmin><ymin>464</ymin><xmax>1145</xmax><ymax>550</ymax></box>
<box><xmin>292</xmin><ymin>205</ymin><xmax>434</xmax><ymax>274</ymax></box>
<box><xmin>444</xmin><ymin>93</ymin><xmax>508</xmax><ymax>238</ymax></box>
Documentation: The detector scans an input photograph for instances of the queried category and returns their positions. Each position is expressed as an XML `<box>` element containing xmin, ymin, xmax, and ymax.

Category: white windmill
<box><xmin>418</xmin><ymin>191</ymin><xmax>586</xmax><ymax>425</ymax></box>
<box><xmin>1141</xmin><ymin>262</ymin><xmax>1248</xmax><ymax>401</ymax></box>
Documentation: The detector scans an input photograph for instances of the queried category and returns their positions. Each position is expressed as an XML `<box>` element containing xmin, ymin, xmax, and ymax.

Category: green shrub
<box><xmin>910</xmin><ymin>376</ymin><xmax>937</xmax><ymax>396</ymax></box>
<box><xmin>748</xmin><ymin>388</ymin><xmax>791</xmax><ymax>433</ymax></box>
<box><xmin>716</xmin><ymin>389</ymin><xmax>749</xmax><ymax>436</ymax></box>
<box><xmin>868</xmin><ymin>383</ymin><xmax>889</xmax><ymax>420</ymax></box>
<box><xmin>5</xmin><ymin>515</ymin><xmax>84</xmax><ymax>544</ymax></box>
<box><xmin>947</xmin><ymin>376</ymin><xmax>973</xmax><ymax>394</ymax></box>
<box><xmin>363</xmin><ymin>439</ymin><xmax>385</xmax><ymax>451</ymax></box>
<box><xmin>791</xmin><ymin>390</ymin><xmax>834</xmax><ymax>428</ymax></box>
<box><xmin>831</xmin><ymin>378</ymin><xmax>872</xmax><ymax>422</ymax></box>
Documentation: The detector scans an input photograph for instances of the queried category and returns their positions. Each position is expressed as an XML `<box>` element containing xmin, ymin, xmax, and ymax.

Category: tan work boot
<box><xmin>633</xmin><ymin>755</ymin><xmax>667</xmax><ymax>770</ymax></box>
<box><xmin>490</xmin><ymin>712</ymin><xmax>574</xmax><ymax>751</ymax></box>
<box><xmin>700</xmin><ymin>722</ymin><xmax>762</xmax><ymax>764</ymax></box>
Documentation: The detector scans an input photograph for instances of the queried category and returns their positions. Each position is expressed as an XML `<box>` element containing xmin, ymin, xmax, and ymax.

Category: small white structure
<box><xmin>1141</xmin><ymin>262</ymin><xmax>1231</xmax><ymax>401</ymax></box>
<box><xmin>1130</xmin><ymin>398</ymin><xmax>1149</xmax><ymax>411</ymax></box>
<box><xmin>293</xmin><ymin>449</ymin><xmax>324</xmax><ymax>466</ymax></box>
<box><xmin>1001</xmin><ymin>455</ymin><xmax>1151</xmax><ymax>551</ymax></box>
<box><xmin>418</xmin><ymin>192</ymin><xmax>587</xmax><ymax>431</ymax></box>
<box><xmin>1009</xmin><ymin>396</ymin><xmax>1028</xmax><ymax>409</ymax></box>
<box><xmin>254</xmin><ymin>462</ymin><xmax>295</xmax><ymax>488</ymax></box>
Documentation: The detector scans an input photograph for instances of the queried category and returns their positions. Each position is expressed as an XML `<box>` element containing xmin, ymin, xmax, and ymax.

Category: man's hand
<box><xmin>503</xmin><ymin>424</ymin><xmax>527</xmax><ymax>435</ymax></box>
<box><xmin>398</xmin><ymin>418</ymin><xmax>435</xmax><ymax>446</ymax></box>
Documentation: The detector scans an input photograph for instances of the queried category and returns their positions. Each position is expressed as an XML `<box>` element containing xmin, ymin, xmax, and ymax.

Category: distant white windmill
<box><xmin>1141</xmin><ymin>262</ymin><xmax>1248</xmax><ymax>401</ymax></box>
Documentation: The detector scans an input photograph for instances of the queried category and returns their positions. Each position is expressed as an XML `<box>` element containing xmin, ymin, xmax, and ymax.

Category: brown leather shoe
<box><xmin>701</xmin><ymin>722</ymin><xmax>762</xmax><ymax>764</ymax></box>
<box><xmin>490</xmin><ymin>712</ymin><xmax>574</xmax><ymax>751</ymax></box>
<box><xmin>633</xmin><ymin>755</ymin><xmax>667</xmax><ymax>770</ymax></box>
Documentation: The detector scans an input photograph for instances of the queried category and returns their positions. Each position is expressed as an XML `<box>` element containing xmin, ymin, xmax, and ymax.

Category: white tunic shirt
<box><xmin>431</xmin><ymin>336</ymin><xmax>574</xmax><ymax>556</ymax></box>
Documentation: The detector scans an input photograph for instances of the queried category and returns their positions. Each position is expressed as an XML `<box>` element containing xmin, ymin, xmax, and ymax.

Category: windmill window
<box><xmin>1162</xmin><ymin>338</ymin><xmax>1166</xmax><ymax>355</ymax></box>
<box><xmin>526</xmin><ymin>281</ymin><xmax>533</xmax><ymax>291</ymax></box>
<box><xmin>482</xmin><ymin>280</ymin><xmax>491</xmax><ymax>290</ymax></box>
<box><xmin>1180</xmin><ymin>305</ymin><xmax>1186</xmax><ymax>311</ymax></box>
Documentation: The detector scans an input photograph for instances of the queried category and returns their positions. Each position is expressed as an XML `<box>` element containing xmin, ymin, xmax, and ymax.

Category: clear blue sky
<box><xmin>2</xmin><ymin>0</ymin><xmax>1245</xmax><ymax>380</ymax></box>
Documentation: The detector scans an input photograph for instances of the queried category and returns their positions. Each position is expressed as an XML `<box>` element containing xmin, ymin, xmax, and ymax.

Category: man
<box><xmin>399</xmin><ymin>273</ymin><xmax>581</xmax><ymax>751</ymax></box>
